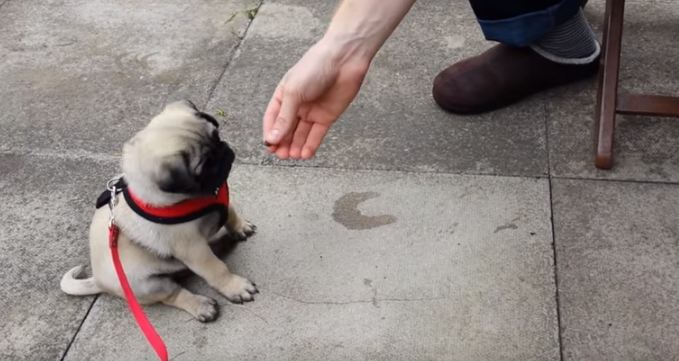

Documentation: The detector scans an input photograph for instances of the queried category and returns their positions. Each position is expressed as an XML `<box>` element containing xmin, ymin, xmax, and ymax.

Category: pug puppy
<box><xmin>60</xmin><ymin>100</ymin><xmax>257</xmax><ymax>322</ymax></box>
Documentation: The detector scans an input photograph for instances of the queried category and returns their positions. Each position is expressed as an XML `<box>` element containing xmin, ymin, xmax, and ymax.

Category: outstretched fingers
<box><xmin>301</xmin><ymin>123</ymin><xmax>330</xmax><ymax>160</ymax></box>
<box><xmin>289</xmin><ymin>120</ymin><xmax>313</xmax><ymax>159</ymax></box>
<box><xmin>265</xmin><ymin>90</ymin><xmax>301</xmax><ymax>146</ymax></box>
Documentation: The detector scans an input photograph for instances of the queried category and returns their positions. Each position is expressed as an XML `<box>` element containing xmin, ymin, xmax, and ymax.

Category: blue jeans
<box><xmin>470</xmin><ymin>0</ymin><xmax>583</xmax><ymax>47</ymax></box>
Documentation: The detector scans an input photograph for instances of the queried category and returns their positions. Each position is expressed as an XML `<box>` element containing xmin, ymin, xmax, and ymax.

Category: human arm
<box><xmin>263</xmin><ymin>0</ymin><xmax>417</xmax><ymax>159</ymax></box>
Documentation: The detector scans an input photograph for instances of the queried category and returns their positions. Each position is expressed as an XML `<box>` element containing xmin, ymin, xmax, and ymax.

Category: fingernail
<box><xmin>268</xmin><ymin>129</ymin><xmax>280</xmax><ymax>142</ymax></box>
<box><xmin>301</xmin><ymin>148</ymin><xmax>312</xmax><ymax>159</ymax></box>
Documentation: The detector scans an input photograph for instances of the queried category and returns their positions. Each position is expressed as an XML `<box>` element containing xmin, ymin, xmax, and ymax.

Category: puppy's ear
<box><xmin>164</xmin><ymin>99</ymin><xmax>198</xmax><ymax>113</ymax></box>
<box><xmin>157</xmin><ymin>153</ymin><xmax>199</xmax><ymax>194</ymax></box>
<box><xmin>195</xmin><ymin>112</ymin><xmax>219</xmax><ymax>128</ymax></box>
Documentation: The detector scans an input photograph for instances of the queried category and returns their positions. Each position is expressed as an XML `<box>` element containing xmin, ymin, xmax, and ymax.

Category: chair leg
<box><xmin>595</xmin><ymin>0</ymin><xmax>626</xmax><ymax>169</ymax></box>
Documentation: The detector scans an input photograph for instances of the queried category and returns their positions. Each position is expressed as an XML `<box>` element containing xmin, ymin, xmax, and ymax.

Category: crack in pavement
<box><xmin>170</xmin><ymin>350</ymin><xmax>187</xmax><ymax>360</ymax></box>
<box><xmin>269</xmin><ymin>291</ymin><xmax>446</xmax><ymax>306</ymax></box>
<box><xmin>204</xmin><ymin>0</ymin><xmax>264</xmax><ymax>107</ymax></box>
<box><xmin>59</xmin><ymin>295</ymin><xmax>99</xmax><ymax>361</ymax></box>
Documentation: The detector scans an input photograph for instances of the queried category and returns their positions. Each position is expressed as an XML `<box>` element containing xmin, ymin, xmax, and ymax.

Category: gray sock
<box><xmin>531</xmin><ymin>9</ymin><xmax>600</xmax><ymax>65</ymax></box>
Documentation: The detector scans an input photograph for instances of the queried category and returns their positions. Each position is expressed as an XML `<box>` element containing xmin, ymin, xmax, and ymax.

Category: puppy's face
<box><xmin>122</xmin><ymin>100</ymin><xmax>235</xmax><ymax>204</ymax></box>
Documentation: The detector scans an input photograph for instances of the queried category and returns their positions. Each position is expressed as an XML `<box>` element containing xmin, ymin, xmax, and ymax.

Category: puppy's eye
<box><xmin>193</xmin><ymin>157</ymin><xmax>206</xmax><ymax>174</ymax></box>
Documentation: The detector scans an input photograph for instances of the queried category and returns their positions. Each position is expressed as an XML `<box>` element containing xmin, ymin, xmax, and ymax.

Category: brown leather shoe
<box><xmin>432</xmin><ymin>44</ymin><xmax>599</xmax><ymax>114</ymax></box>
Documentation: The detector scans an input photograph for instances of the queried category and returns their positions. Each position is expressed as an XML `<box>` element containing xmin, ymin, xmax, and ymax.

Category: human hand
<box><xmin>262</xmin><ymin>41</ymin><xmax>369</xmax><ymax>160</ymax></box>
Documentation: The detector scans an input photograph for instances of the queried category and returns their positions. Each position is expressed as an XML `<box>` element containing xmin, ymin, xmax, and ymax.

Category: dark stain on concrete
<box><xmin>193</xmin><ymin>330</ymin><xmax>208</xmax><ymax>348</ymax></box>
<box><xmin>332</xmin><ymin>192</ymin><xmax>396</xmax><ymax>230</ymax></box>
<box><xmin>494</xmin><ymin>223</ymin><xmax>518</xmax><ymax>233</ymax></box>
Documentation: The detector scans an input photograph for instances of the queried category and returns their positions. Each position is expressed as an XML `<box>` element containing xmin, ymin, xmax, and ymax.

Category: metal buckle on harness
<box><xmin>106</xmin><ymin>174</ymin><xmax>123</xmax><ymax>226</ymax></box>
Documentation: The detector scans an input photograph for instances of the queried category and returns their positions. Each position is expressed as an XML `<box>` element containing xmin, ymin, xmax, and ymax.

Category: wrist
<box><xmin>317</xmin><ymin>31</ymin><xmax>377</xmax><ymax>67</ymax></box>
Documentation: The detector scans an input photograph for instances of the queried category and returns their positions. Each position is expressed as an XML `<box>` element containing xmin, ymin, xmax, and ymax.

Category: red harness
<box><xmin>124</xmin><ymin>182</ymin><xmax>230</xmax><ymax>223</ymax></box>
<box><xmin>106</xmin><ymin>180</ymin><xmax>230</xmax><ymax>361</ymax></box>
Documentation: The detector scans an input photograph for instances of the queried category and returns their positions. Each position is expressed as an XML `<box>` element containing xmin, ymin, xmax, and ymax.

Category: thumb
<box><xmin>266</xmin><ymin>91</ymin><xmax>301</xmax><ymax>145</ymax></box>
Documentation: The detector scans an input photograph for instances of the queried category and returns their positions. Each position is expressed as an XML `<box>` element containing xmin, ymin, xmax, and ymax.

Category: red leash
<box><xmin>109</xmin><ymin>224</ymin><xmax>168</xmax><ymax>361</ymax></box>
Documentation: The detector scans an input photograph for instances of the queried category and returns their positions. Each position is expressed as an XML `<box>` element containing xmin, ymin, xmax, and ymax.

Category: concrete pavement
<box><xmin>1</xmin><ymin>0</ymin><xmax>678</xmax><ymax>360</ymax></box>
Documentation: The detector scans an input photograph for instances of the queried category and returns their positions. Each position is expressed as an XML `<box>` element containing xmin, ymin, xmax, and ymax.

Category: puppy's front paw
<box><xmin>230</xmin><ymin>220</ymin><xmax>256</xmax><ymax>241</ymax></box>
<box><xmin>220</xmin><ymin>274</ymin><xmax>258</xmax><ymax>304</ymax></box>
<box><xmin>194</xmin><ymin>296</ymin><xmax>219</xmax><ymax>322</ymax></box>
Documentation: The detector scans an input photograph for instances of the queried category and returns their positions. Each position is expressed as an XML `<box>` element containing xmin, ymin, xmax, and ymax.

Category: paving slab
<box><xmin>0</xmin><ymin>153</ymin><xmax>119</xmax><ymax>361</ymax></box>
<box><xmin>548</xmin><ymin>1</ymin><xmax>679</xmax><ymax>182</ymax></box>
<box><xmin>65</xmin><ymin>165</ymin><xmax>558</xmax><ymax>361</ymax></box>
<box><xmin>552</xmin><ymin>178</ymin><xmax>679</xmax><ymax>361</ymax></box>
<box><xmin>0</xmin><ymin>0</ymin><xmax>260</xmax><ymax>156</ymax></box>
<box><xmin>208</xmin><ymin>0</ymin><xmax>549</xmax><ymax>177</ymax></box>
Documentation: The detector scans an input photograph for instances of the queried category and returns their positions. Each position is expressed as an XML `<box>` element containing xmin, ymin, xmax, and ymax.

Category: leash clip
<box><xmin>106</xmin><ymin>174</ymin><xmax>123</xmax><ymax>226</ymax></box>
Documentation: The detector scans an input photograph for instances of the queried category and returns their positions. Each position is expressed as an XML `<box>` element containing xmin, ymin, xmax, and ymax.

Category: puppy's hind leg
<box><xmin>163</xmin><ymin>288</ymin><xmax>219</xmax><ymax>323</ymax></box>
<box><xmin>142</xmin><ymin>276</ymin><xmax>219</xmax><ymax>322</ymax></box>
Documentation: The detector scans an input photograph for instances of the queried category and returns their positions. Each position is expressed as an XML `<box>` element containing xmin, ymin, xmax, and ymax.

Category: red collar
<box><xmin>123</xmin><ymin>182</ymin><xmax>230</xmax><ymax>225</ymax></box>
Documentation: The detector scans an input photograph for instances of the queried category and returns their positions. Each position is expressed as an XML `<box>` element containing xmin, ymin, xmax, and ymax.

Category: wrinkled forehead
<box><xmin>176</xmin><ymin>100</ymin><xmax>220</xmax><ymax>129</ymax></box>
<box><xmin>149</xmin><ymin>100</ymin><xmax>220</xmax><ymax>132</ymax></box>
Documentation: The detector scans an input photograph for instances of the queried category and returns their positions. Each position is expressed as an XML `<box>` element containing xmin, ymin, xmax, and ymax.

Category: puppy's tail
<box><xmin>60</xmin><ymin>265</ymin><xmax>102</xmax><ymax>296</ymax></box>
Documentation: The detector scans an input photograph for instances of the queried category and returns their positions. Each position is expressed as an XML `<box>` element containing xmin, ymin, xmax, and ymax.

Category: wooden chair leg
<box><xmin>595</xmin><ymin>0</ymin><xmax>626</xmax><ymax>169</ymax></box>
